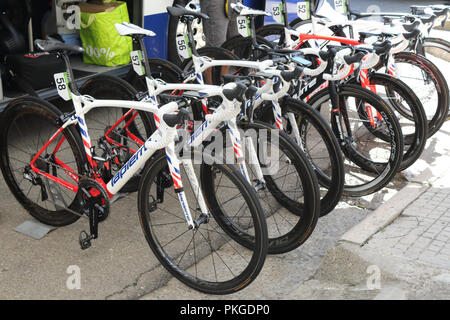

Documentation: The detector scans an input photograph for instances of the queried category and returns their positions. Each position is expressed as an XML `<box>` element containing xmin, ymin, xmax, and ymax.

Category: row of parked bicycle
<box><xmin>0</xmin><ymin>1</ymin><xmax>448</xmax><ymax>295</ymax></box>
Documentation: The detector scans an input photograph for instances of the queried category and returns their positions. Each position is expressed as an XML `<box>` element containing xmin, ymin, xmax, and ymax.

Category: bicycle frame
<box><xmin>28</xmin><ymin>80</ymin><xmax>237</xmax><ymax>229</ymax></box>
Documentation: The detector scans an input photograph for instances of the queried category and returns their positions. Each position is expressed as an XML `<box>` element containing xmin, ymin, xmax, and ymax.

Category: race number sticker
<box><xmin>334</xmin><ymin>0</ymin><xmax>348</xmax><ymax>14</ymax></box>
<box><xmin>297</xmin><ymin>1</ymin><xmax>311</xmax><ymax>20</ymax></box>
<box><xmin>271</xmin><ymin>2</ymin><xmax>284</xmax><ymax>24</ymax></box>
<box><xmin>54</xmin><ymin>72</ymin><xmax>72</xmax><ymax>101</ymax></box>
<box><xmin>237</xmin><ymin>16</ymin><xmax>251</xmax><ymax>37</ymax></box>
<box><xmin>176</xmin><ymin>35</ymin><xmax>192</xmax><ymax>60</ymax></box>
<box><xmin>130</xmin><ymin>50</ymin><xmax>145</xmax><ymax>76</ymax></box>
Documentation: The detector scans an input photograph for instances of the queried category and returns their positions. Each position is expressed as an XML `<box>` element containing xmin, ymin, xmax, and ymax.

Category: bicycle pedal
<box><xmin>254</xmin><ymin>180</ymin><xmax>266</xmax><ymax>192</ymax></box>
<box><xmin>79</xmin><ymin>230</ymin><xmax>92</xmax><ymax>250</ymax></box>
<box><xmin>148</xmin><ymin>195</ymin><xmax>158</xmax><ymax>213</ymax></box>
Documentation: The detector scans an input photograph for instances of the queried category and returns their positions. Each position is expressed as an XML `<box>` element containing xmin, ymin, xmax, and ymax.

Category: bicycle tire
<box><xmin>349</xmin><ymin>73</ymin><xmax>428</xmax><ymax>171</ymax></box>
<box><xmin>220</xmin><ymin>120</ymin><xmax>321</xmax><ymax>253</ymax></box>
<box><xmin>417</xmin><ymin>37</ymin><xmax>450</xmax><ymax>118</ymax></box>
<box><xmin>256</xmin><ymin>97</ymin><xmax>345</xmax><ymax>216</ymax></box>
<box><xmin>376</xmin><ymin>51</ymin><xmax>449</xmax><ymax>138</ymax></box>
<box><xmin>0</xmin><ymin>97</ymin><xmax>86</xmax><ymax>226</ymax></box>
<box><xmin>137</xmin><ymin>150</ymin><xmax>268</xmax><ymax>295</ymax></box>
<box><xmin>417</xmin><ymin>37</ymin><xmax>450</xmax><ymax>60</ymax></box>
<box><xmin>222</xmin><ymin>35</ymin><xmax>275</xmax><ymax>60</ymax></box>
<box><xmin>256</xmin><ymin>23</ymin><xmax>290</xmax><ymax>48</ymax></box>
<box><xmin>189</xmin><ymin>98</ymin><xmax>321</xmax><ymax>252</ymax></box>
<box><xmin>308</xmin><ymin>84</ymin><xmax>404</xmax><ymax>197</ymax></box>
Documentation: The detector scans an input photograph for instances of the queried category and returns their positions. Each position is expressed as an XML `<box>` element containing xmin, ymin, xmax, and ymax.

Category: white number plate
<box><xmin>334</xmin><ymin>0</ymin><xmax>348</xmax><ymax>14</ymax></box>
<box><xmin>271</xmin><ymin>2</ymin><xmax>284</xmax><ymax>23</ymax></box>
<box><xmin>176</xmin><ymin>35</ymin><xmax>192</xmax><ymax>60</ymax></box>
<box><xmin>130</xmin><ymin>50</ymin><xmax>145</xmax><ymax>76</ymax></box>
<box><xmin>237</xmin><ymin>16</ymin><xmax>251</xmax><ymax>37</ymax></box>
<box><xmin>54</xmin><ymin>72</ymin><xmax>72</xmax><ymax>101</ymax></box>
<box><xmin>297</xmin><ymin>1</ymin><xmax>311</xmax><ymax>20</ymax></box>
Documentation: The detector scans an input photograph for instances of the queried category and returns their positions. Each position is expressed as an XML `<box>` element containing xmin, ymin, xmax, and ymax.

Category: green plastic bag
<box><xmin>80</xmin><ymin>1</ymin><xmax>132</xmax><ymax>66</ymax></box>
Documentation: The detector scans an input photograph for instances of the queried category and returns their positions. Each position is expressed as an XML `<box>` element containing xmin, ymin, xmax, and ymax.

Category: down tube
<box><xmin>106</xmin><ymin>135</ymin><xmax>158</xmax><ymax>195</ymax></box>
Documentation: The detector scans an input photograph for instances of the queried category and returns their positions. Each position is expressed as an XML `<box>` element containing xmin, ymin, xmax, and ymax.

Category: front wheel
<box><xmin>256</xmin><ymin>98</ymin><xmax>345</xmax><ymax>216</ymax></box>
<box><xmin>226</xmin><ymin>120</ymin><xmax>321</xmax><ymax>254</ymax></box>
<box><xmin>308</xmin><ymin>84</ymin><xmax>404</xmax><ymax>197</ymax></box>
<box><xmin>350</xmin><ymin>73</ymin><xmax>428</xmax><ymax>171</ymax></box>
<box><xmin>137</xmin><ymin>151</ymin><xmax>268</xmax><ymax>295</ymax></box>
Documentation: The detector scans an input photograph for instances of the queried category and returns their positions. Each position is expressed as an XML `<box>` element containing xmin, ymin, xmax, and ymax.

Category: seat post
<box><xmin>134</xmin><ymin>35</ymin><xmax>153</xmax><ymax>77</ymax></box>
<box><xmin>58</xmin><ymin>51</ymin><xmax>80</xmax><ymax>96</ymax></box>
<box><xmin>281</xmin><ymin>0</ymin><xmax>289</xmax><ymax>28</ymax></box>
<box><xmin>185</xmin><ymin>18</ymin><xmax>200</xmax><ymax>57</ymax></box>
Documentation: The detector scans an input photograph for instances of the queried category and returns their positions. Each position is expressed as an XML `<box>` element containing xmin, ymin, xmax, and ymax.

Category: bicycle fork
<box><xmin>227</xmin><ymin>119</ymin><xmax>266</xmax><ymax>191</ymax></box>
<box><xmin>165</xmin><ymin>143</ymin><xmax>209</xmax><ymax>230</ymax></box>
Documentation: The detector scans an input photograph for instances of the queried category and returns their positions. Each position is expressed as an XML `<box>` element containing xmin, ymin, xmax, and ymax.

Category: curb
<box><xmin>339</xmin><ymin>146</ymin><xmax>450</xmax><ymax>247</ymax></box>
<box><xmin>340</xmin><ymin>182</ymin><xmax>429</xmax><ymax>246</ymax></box>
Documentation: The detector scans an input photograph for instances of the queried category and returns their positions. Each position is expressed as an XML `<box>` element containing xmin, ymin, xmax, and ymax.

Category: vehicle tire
<box><xmin>230</xmin><ymin>120</ymin><xmax>321</xmax><ymax>253</ymax></box>
<box><xmin>308</xmin><ymin>84</ymin><xmax>404</xmax><ymax>197</ymax></box>
<box><xmin>222</xmin><ymin>35</ymin><xmax>274</xmax><ymax>60</ymax></box>
<box><xmin>349</xmin><ymin>73</ymin><xmax>428</xmax><ymax>171</ymax></box>
<box><xmin>256</xmin><ymin>97</ymin><xmax>345</xmax><ymax>216</ymax></box>
<box><xmin>0</xmin><ymin>97</ymin><xmax>85</xmax><ymax>226</ymax></box>
<box><xmin>375</xmin><ymin>51</ymin><xmax>449</xmax><ymax>138</ymax></box>
<box><xmin>137</xmin><ymin>150</ymin><xmax>268</xmax><ymax>294</ymax></box>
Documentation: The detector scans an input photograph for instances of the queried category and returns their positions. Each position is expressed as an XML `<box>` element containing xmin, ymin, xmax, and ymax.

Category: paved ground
<box><xmin>288</xmin><ymin>168</ymin><xmax>450</xmax><ymax>300</ymax></box>
<box><xmin>365</xmin><ymin>179</ymin><xmax>450</xmax><ymax>270</ymax></box>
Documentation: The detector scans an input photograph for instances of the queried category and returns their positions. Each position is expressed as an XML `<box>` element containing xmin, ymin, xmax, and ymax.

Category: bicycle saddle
<box><xmin>231</xmin><ymin>3</ymin><xmax>271</xmax><ymax>17</ymax></box>
<box><xmin>166</xmin><ymin>6</ymin><xmax>209</xmax><ymax>20</ymax></box>
<box><xmin>34</xmin><ymin>39</ymin><xmax>84</xmax><ymax>54</ymax></box>
<box><xmin>115</xmin><ymin>22</ymin><xmax>156</xmax><ymax>37</ymax></box>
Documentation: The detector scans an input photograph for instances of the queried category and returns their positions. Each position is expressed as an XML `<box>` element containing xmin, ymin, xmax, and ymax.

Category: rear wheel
<box><xmin>222</xmin><ymin>35</ymin><xmax>274</xmax><ymax>60</ymax></box>
<box><xmin>376</xmin><ymin>52</ymin><xmax>449</xmax><ymax>138</ymax></box>
<box><xmin>0</xmin><ymin>97</ymin><xmax>85</xmax><ymax>226</ymax></box>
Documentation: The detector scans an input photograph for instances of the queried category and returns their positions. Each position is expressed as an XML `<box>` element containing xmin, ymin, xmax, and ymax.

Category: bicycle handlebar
<box><xmin>280</xmin><ymin>66</ymin><xmax>303</xmax><ymax>82</ymax></box>
<box><xmin>223</xmin><ymin>82</ymin><xmax>248</xmax><ymax>102</ymax></box>
<box><xmin>344</xmin><ymin>51</ymin><xmax>366</xmax><ymax>65</ymax></box>
<box><xmin>163</xmin><ymin>108</ymin><xmax>191</xmax><ymax>128</ymax></box>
